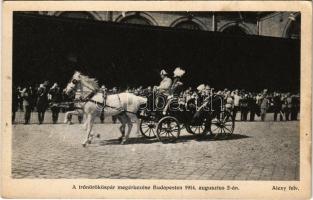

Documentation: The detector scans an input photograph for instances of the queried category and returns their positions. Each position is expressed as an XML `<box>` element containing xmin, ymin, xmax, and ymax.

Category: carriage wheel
<box><xmin>156</xmin><ymin>116</ymin><xmax>180</xmax><ymax>143</ymax></box>
<box><xmin>186</xmin><ymin>119</ymin><xmax>209</xmax><ymax>136</ymax></box>
<box><xmin>140</xmin><ymin>118</ymin><xmax>157</xmax><ymax>138</ymax></box>
<box><xmin>210</xmin><ymin>111</ymin><xmax>235</xmax><ymax>139</ymax></box>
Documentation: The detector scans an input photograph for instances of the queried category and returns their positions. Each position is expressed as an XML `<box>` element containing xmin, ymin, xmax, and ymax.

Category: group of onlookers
<box><xmin>132</xmin><ymin>86</ymin><xmax>300</xmax><ymax>122</ymax></box>
<box><xmin>12</xmin><ymin>81</ymin><xmax>300</xmax><ymax>124</ymax></box>
<box><xmin>220</xmin><ymin>89</ymin><xmax>300</xmax><ymax>122</ymax></box>
<box><xmin>12</xmin><ymin>82</ymin><xmax>119</xmax><ymax>124</ymax></box>
<box><xmin>12</xmin><ymin>81</ymin><xmax>62</xmax><ymax>124</ymax></box>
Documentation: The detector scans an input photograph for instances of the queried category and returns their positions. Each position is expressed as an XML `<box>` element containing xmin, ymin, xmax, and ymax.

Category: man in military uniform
<box><xmin>239</xmin><ymin>93</ymin><xmax>249</xmax><ymax>121</ymax></box>
<box><xmin>49</xmin><ymin>82</ymin><xmax>62</xmax><ymax>124</ymax></box>
<box><xmin>36</xmin><ymin>82</ymin><xmax>48</xmax><ymax>124</ymax></box>
<box><xmin>163</xmin><ymin>67</ymin><xmax>185</xmax><ymax>114</ymax></box>
<box><xmin>272</xmin><ymin>92</ymin><xmax>283</xmax><ymax>121</ymax></box>
<box><xmin>154</xmin><ymin>69</ymin><xmax>172</xmax><ymax>113</ymax></box>
<box><xmin>156</xmin><ymin>69</ymin><xmax>172</xmax><ymax>96</ymax></box>
<box><xmin>12</xmin><ymin>86</ymin><xmax>19</xmax><ymax>123</ymax></box>
<box><xmin>21</xmin><ymin>87</ymin><xmax>32</xmax><ymax>124</ymax></box>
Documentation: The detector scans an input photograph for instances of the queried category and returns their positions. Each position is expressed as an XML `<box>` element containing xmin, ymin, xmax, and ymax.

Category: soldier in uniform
<box><xmin>260</xmin><ymin>94</ymin><xmax>270</xmax><ymax>121</ymax></box>
<box><xmin>248</xmin><ymin>93</ymin><xmax>257</xmax><ymax>121</ymax></box>
<box><xmin>239</xmin><ymin>93</ymin><xmax>249</xmax><ymax>121</ymax></box>
<box><xmin>272</xmin><ymin>92</ymin><xmax>283</xmax><ymax>121</ymax></box>
<box><xmin>12</xmin><ymin>86</ymin><xmax>19</xmax><ymax>123</ymax></box>
<box><xmin>36</xmin><ymin>82</ymin><xmax>48</xmax><ymax>124</ymax></box>
<box><xmin>154</xmin><ymin>69</ymin><xmax>172</xmax><ymax>112</ymax></box>
<box><xmin>49</xmin><ymin>82</ymin><xmax>62</xmax><ymax>124</ymax></box>
<box><xmin>156</xmin><ymin>69</ymin><xmax>172</xmax><ymax>96</ymax></box>
<box><xmin>20</xmin><ymin>86</ymin><xmax>32</xmax><ymax>124</ymax></box>
<box><xmin>163</xmin><ymin>67</ymin><xmax>185</xmax><ymax>114</ymax></box>
<box><xmin>284</xmin><ymin>93</ymin><xmax>292</xmax><ymax>121</ymax></box>
<box><xmin>290</xmin><ymin>94</ymin><xmax>299</xmax><ymax>121</ymax></box>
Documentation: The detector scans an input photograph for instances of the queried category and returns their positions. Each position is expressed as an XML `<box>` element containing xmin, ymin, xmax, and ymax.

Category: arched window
<box><xmin>174</xmin><ymin>20</ymin><xmax>202</xmax><ymax>30</ymax></box>
<box><xmin>285</xmin><ymin>15</ymin><xmax>300</xmax><ymax>39</ymax></box>
<box><xmin>222</xmin><ymin>25</ymin><xmax>247</xmax><ymax>35</ymax></box>
<box><xmin>119</xmin><ymin>15</ymin><xmax>152</xmax><ymax>25</ymax></box>
<box><xmin>59</xmin><ymin>12</ymin><xmax>95</xmax><ymax>20</ymax></box>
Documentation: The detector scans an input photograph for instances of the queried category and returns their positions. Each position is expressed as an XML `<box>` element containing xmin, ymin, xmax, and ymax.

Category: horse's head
<box><xmin>64</xmin><ymin>71</ymin><xmax>82</xmax><ymax>95</ymax></box>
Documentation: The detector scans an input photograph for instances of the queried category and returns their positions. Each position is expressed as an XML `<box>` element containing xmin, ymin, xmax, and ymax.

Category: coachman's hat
<box><xmin>160</xmin><ymin>69</ymin><xmax>168</xmax><ymax>75</ymax></box>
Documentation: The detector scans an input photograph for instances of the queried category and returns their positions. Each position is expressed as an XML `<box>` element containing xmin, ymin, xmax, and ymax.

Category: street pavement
<box><xmin>12</xmin><ymin>120</ymin><xmax>299</xmax><ymax>180</ymax></box>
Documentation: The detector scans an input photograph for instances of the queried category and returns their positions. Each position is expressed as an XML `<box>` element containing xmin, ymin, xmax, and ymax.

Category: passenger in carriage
<box><xmin>155</xmin><ymin>69</ymin><xmax>172</xmax><ymax>96</ymax></box>
<box><xmin>153</xmin><ymin>69</ymin><xmax>172</xmax><ymax>112</ymax></box>
<box><xmin>162</xmin><ymin>67</ymin><xmax>185</xmax><ymax>115</ymax></box>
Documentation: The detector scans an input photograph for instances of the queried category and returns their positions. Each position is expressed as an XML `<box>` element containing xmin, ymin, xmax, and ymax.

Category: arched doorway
<box><xmin>119</xmin><ymin>14</ymin><xmax>153</xmax><ymax>25</ymax></box>
<box><xmin>174</xmin><ymin>20</ymin><xmax>202</xmax><ymax>30</ymax></box>
<box><xmin>285</xmin><ymin>14</ymin><xmax>300</xmax><ymax>39</ymax></box>
<box><xmin>222</xmin><ymin>25</ymin><xmax>248</xmax><ymax>35</ymax></box>
<box><xmin>59</xmin><ymin>11</ymin><xmax>96</xmax><ymax>20</ymax></box>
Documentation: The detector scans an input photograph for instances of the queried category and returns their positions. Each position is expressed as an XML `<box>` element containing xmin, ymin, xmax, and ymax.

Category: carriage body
<box><xmin>138</xmin><ymin>92</ymin><xmax>235</xmax><ymax>143</ymax></box>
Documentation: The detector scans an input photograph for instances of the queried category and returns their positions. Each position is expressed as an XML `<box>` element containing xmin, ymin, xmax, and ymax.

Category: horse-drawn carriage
<box><xmin>138</xmin><ymin>92</ymin><xmax>235</xmax><ymax>143</ymax></box>
<box><xmin>64</xmin><ymin>71</ymin><xmax>235</xmax><ymax>146</ymax></box>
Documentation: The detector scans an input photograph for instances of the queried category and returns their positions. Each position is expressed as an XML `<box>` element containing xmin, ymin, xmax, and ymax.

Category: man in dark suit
<box><xmin>272</xmin><ymin>92</ymin><xmax>283</xmax><ymax>121</ymax></box>
<box><xmin>248</xmin><ymin>93</ymin><xmax>257</xmax><ymax>121</ymax></box>
<box><xmin>36</xmin><ymin>82</ymin><xmax>48</xmax><ymax>124</ymax></box>
<box><xmin>290</xmin><ymin>94</ymin><xmax>299</xmax><ymax>120</ymax></box>
<box><xmin>284</xmin><ymin>93</ymin><xmax>292</xmax><ymax>121</ymax></box>
<box><xmin>239</xmin><ymin>94</ymin><xmax>249</xmax><ymax>121</ymax></box>
<box><xmin>12</xmin><ymin>86</ymin><xmax>19</xmax><ymax>123</ymax></box>
<box><xmin>49</xmin><ymin>82</ymin><xmax>62</xmax><ymax>124</ymax></box>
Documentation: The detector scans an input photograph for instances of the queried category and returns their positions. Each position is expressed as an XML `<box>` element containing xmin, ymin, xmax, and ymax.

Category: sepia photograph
<box><xmin>1</xmin><ymin>1</ymin><xmax>311</xmax><ymax>199</ymax></box>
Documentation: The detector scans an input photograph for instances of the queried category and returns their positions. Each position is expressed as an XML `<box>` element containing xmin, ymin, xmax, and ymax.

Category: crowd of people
<box><xmin>12</xmin><ymin>79</ymin><xmax>300</xmax><ymax>125</ymax></box>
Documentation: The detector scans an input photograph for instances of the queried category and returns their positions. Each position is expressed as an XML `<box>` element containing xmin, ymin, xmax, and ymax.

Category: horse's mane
<box><xmin>75</xmin><ymin>71</ymin><xmax>99</xmax><ymax>91</ymax></box>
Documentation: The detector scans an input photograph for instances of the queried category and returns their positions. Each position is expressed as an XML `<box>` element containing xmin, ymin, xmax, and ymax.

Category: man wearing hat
<box><xmin>20</xmin><ymin>86</ymin><xmax>32</xmax><ymax>124</ymax></box>
<box><xmin>162</xmin><ymin>67</ymin><xmax>185</xmax><ymax>115</ymax></box>
<box><xmin>49</xmin><ymin>82</ymin><xmax>62</xmax><ymax>124</ymax></box>
<box><xmin>156</xmin><ymin>69</ymin><xmax>172</xmax><ymax>96</ymax></box>
<box><xmin>36</xmin><ymin>82</ymin><xmax>48</xmax><ymax>124</ymax></box>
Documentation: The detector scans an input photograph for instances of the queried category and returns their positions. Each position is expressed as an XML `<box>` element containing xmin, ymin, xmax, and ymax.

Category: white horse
<box><xmin>64</xmin><ymin>71</ymin><xmax>147</xmax><ymax>146</ymax></box>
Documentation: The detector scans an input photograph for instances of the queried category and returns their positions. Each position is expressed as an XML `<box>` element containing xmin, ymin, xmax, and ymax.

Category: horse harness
<box><xmin>74</xmin><ymin>88</ymin><xmax>138</xmax><ymax>115</ymax></box>
<box><xmin>70</xmin><ymin>78</ymin><xmax>138</xmax><ymax>115</ymax></box>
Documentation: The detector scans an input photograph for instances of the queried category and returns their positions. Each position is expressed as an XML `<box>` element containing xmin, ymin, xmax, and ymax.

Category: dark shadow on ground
<box><xmin>98</xmin><ymin>133</ymin><xmax>250</xmax><ymax>145</ymax></box>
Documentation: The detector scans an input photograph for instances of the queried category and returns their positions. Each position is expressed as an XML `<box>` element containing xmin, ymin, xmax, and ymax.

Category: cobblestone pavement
<box><xmin>12</xmin><ymin>121</ymin><xmax>299</xmax><ymax>180</ymax></box>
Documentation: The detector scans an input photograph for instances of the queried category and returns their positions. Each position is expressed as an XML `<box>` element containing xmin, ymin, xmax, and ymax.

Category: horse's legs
<box><xmin>128</xmin><ymin>113</ymin><xmax>141</xmax><ymax>137</ymax></box>
<box><xmin>122</xmin><ymin>114</ymin><xmax>133</xmax><ymax>144</ymax></box>
<box><xmin>82</xmin><ymin>113</ymin><xmax>88</xmax><ymax>130</ymax></box>
<box><xmin>64</xmin><ymin>111</ymin><xmax>70</xmax><ymax>124</ymax></box>
<box><xmin>116</xmin><ymin>114</ymin><xmax>126</xmax><ymax>141</ymax></box>
<box><xmin>133</xmin><ymin>115</ymin><xmax>141</xmax><ymax>137</ymax></box>
<box><xmin>64</xmin><ymin>110</ymin><xmax>77</xmax><ymax>124</ymax></box>
<box><xmin>82</xmin><ymin>114</ymin><xmax>94</xmax><ymax>147</ymax></box>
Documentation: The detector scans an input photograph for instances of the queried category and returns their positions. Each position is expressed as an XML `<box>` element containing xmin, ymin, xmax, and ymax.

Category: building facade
<box><xmin>36</xmin><ymin>11</ymin><xmax>300</xmax><ymax>39</ymax></box>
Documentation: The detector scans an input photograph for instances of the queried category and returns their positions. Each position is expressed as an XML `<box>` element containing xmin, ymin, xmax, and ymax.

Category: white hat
<box><xmin>197</xmin><ymin>84</ymin><xmax>205</xmax><ymax>91</ymax></box>
<box><xmin>173</xmin><ymin>67</ymin><xmax>185</xmax><ymax>77</ymax></box>
<box><xmin>160</xmin><ymin>69</ymin><xmax>168</xmax><ymax>75</ymax></box>
<box><xmin>52</xmin><ymin>83</ymin><xmax>58</xmax><ymax>88</ymax></box>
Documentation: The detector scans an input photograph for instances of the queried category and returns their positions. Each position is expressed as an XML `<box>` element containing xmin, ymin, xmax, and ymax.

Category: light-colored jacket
<box><xmin>158</xmin><ymin>77</ymin><xmax>172</xmax><ymax>95</ymax></box>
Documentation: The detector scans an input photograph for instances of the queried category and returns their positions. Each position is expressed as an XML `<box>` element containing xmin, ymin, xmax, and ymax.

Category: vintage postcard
<box><xmin>1</xmin><ymin>1</ymin><xmax>312</xmax><ymax>199</ymax></box>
